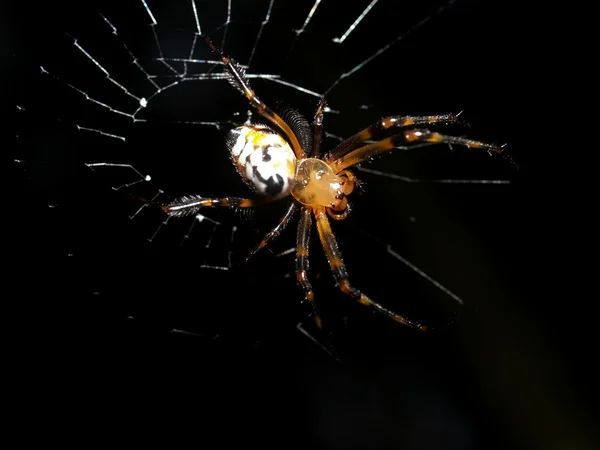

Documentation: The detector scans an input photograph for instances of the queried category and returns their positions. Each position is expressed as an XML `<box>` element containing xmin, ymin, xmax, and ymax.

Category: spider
<box><xmin>161</xmin><ymin>36</ymin><xmax>505</xmax><ymax>332</ymax></box>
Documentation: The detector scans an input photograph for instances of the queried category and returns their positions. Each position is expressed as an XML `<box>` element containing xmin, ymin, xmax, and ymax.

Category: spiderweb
<box><xmin>12</xmin><ymin>5</ymin><xmax>600</xmax><ymax>449</ymax></box>
<box><xmin>14</xmin><ymin>0</ymin><xmax>515</xmax><ymax>357</ymax></box>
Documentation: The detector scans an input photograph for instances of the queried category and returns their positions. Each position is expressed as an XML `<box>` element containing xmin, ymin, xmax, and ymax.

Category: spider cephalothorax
<box><xmin>162</xmin><ymin>36</ymin><xmax>506</xmax><ymax>331</ymax></box>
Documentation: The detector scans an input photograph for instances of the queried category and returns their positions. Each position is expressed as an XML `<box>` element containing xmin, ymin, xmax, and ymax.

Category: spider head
<box><xmin>290</xmin><ymin>158</ymin><xmax>354</xmax><ymax>213</ymax></box>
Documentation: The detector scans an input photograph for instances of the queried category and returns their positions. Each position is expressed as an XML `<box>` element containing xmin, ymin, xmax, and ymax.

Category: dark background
<box><xmin>7</xmin><ymin>0</ymin><xmax>593</xmax><ymax>448</ymax></box>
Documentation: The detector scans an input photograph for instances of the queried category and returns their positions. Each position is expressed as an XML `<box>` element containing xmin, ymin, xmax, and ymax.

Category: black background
<box><xmin>7</xmin><ymin>1</ymin><xmax>594</xmax><ymax>449</ymax></box>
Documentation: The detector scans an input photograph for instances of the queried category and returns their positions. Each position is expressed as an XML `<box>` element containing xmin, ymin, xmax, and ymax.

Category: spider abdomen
<box><xmin>227</xmin><ymin>125</ymin><xmax>296</xmax><ymax>198</ymax></box>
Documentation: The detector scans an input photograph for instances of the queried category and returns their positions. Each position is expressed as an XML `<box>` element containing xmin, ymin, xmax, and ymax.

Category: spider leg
<box><xmin>311</xmin><ymin>99</ymin><xmax>327</xmax><ymax>158</ymax></box>
<box><xmin>203</xmin><ymin>36</ymin><xmax>307</xmax><ymax>159</ymax></box>
<box><xmin>246</xmin><ymin>201</ymin><xmax>299</xmax><ymax>262</ymax></box>
<box><xmin>330</xmin><ymin>128</ymin><xmax>504</xmax><ymax>173</ymax></box>
<box><xmin>324</xmin><ymin>113</ymin><xmax>461</xmax><ymax>163</ymax></box>
<box><xmin>313</xmin><ymin>206</ymin><xmax>427</xmax><ymax>331</ymax></box>
<box><xmin>296</xmin><ymin>206</ymin><xmax>323</xmax><ymax>329</ymax></box>
<box><xmin>163</xmin><ymin>194</ymin><xmax>275</xmax><ymax>218</ymax></box>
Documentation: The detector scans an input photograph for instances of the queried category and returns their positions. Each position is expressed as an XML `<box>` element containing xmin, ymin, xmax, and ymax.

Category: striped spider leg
<box><xmin>202</xmin><ymin>36</ymin><xmax>306</xmax><ymax>161</ymax></box>
<box><xmin>161</xmin><ymin>36</ymin><xmax>505</xmax><ymax>331</ymax></box>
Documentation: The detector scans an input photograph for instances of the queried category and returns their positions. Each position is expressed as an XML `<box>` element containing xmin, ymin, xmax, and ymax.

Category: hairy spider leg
<box><xmin>202</xmin><ymin>35</ymin><xmax>307</xmax><ymax>160</ymax></box>
<box><xmin>314</xmin><ymin>206</ymin><xmax>428</xmax><ymax>331</ymax></box>
<box><xmin>296</xmin><ymin>206</ymin><xmax>323</xmax><ymax>329</ymax></box>
<box><xmin>330</xmin><ymin>129</ymin><xmax>504</xmax><ymax>173</ymax></box>
<box><xmin>324</xmin><ymin>114</ymin><xmax>462</xmax><ymax>163</ymax></box>
<box><xmin>163</xmin><ymin>195</ymin><xmax>275</xmax><ymax>218</ymax></box>
<box><xmin>246</xmin><ymin>202</ymin><xmax>299</xmax><ymax>262</ymax></box>
<box><xmin>311</xmin><ymin>99</ymin><xmax>327</xmax><ymax>158</ymax></box>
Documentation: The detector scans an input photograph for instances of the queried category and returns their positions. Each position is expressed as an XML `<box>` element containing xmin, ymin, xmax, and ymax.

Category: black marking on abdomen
<box><xmin>252</xmin><ymin>165</ymin><xmax>284</xmax><ymax>196</ymax></box>
<box><xmin>262</xmin><ymin>147</ymin><xmax>272</xmax><ymax>162</ymax></box>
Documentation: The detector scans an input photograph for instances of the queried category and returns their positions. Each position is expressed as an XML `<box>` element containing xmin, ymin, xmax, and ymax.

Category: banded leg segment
<box><xmin>313</xmin><ymin>206</ymin><xmax>427</xmax><ymax>331</ymax></box>
<box><xmin>246</xmin><ymin>202</ymin><xmax>299</xmax><ymax>262</ymax></box>
<box><xmin>163</xmin><ymin>195</ymin><xmax>274</xmax><ymax>218</ymax></box>
<box><xmin>330</xmin><ymin>128</ymin><xmax>504</xmax><ymax>173</ymax></box>
<box><xmin>324</xmin><ymin>113</ymin><xmax>461</xmax><ymax>163</ymax></box>
<box><xmin>203</xmin><ymin>36</ymin><xmax>306</xmax><ymax>160</ymax></box>
<box><xmin>296</xmin><ymin>206</ymin><xmax>323</xmax><ymax>329</ymax></box>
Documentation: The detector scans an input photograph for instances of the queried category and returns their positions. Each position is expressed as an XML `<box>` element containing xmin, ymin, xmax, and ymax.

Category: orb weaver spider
<box><xmin>162</xmin><ymin>36</ymin><xmax>505</xmax><ymax>332</ymax></box>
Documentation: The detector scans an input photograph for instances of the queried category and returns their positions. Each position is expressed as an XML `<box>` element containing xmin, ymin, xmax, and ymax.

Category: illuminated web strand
<box><xmin>149</xmin><ymin>23</ymin><xmax>168</xmax><ymax>64</ymax></box>
<box><xmin>156</xmin><ymin>56</ymin><xmax>234</xmax><ymax>79</ymax></box>
<box><xmin>202</xmin><ymin>0</ymin><xmax>233</xmax><ymax>77</ymax></box>
<box><xmin>199</xmin><ymin>223</ymin><xmax>238</xmax><ymax>271</ymax></box>
<box><xmin>332</xmin><ymin>0</ymin><xmax>379</xmax><ymax>44</ymax></box>
<box><xmin>138</xmin><ymin>71</ymin><xmax>279</xmax><ymax>117</ymax></box>
<box><xmin>361</xmin><ymin>227</ymin><xmax>466</xmax><ymax>307</ymax></box>
<box><xmin>71</xmin><ymin>39</ymin><xmax>108</xmax><ymax>75</ymax></box>
<box><xmin>324</xmin><ymin>0</ymin><xmax>457</xmax><ymax>96</ymax></box>
<box><xmin>72</xmin><ymin>39</ymin><xmax>145</xmax><ymax>104</ymax></box>
<box><xmin>140</xmin><ymin>0</ymin><xmax>157</xmax><ymax>25</ymax></box>
<box><xmin>171</xmin><ymin>329</ymin><xmax>205</xmax><ymax>337</ymax></box>
<box><xmin>356</xmin><ymin>167</ymin><xmax>511</xmax><ymax>184</ymax></box>
<box><xmin>180</xmin><ymin>215</ymin><xmax>201</xmax><ymax>247</ymax></box>
<box><xmin>85</xmin><ymin>162</ymin><xmax>151</xmax><ymax>182</ymax></box>
<box><xmin>284</xmin><ymin>0</ymin><xmax>322</xmax><ymax>64</ymax></box>
<box><xmin>17</xmin><ymin>104</ymin><xmax>128</xmax><ymax>142</ymax></box>
<box><xmin>386</xmin><ymin>246</ymin><xmax>464</xmax><ymax>306</ymax></box>
<box><xmin>76</xmin><ymin>125</ymin><xmax>126</xmax><ymax>141</ymax></box>
<box><xmin>199</xmin><ymin>264</ymin><xmax>230</xmax><ymax>271</ymax></box>
<box><xmin>157</xmin><ymin>58</ymin><xmax>241</xmax><ymax>67</ymax></box>
<box><xmin>220</xmin><ymin>0</ymin><xmax>233</xmax><ymax>51</ymax></box>
<box><xmin>147</xmin><ymin>72</ymin><xmax>278</xmax><ymax>82</ymax></box>
<box><xmin>40</xmin><ymin>66</ymin><xmax>140</xmax><ymax>120</ymax></box>
<box><xmin>191</xmin><ymin>0</ymin><xmax>203</xmax><ymax>35</ymax></box>
<box><xmin>296</xmin><ymin>322</ymin><xmax>333</xmax><ymax>356</ymax></box>
<box><xmin>325</xmin><ymin>132</ymin><xmax>344</xmax><ymax>141</ymax></box>
<box><xmin>149</xmin><ymin>216</ymin><xmax>172</xmax><ymax>242</ymax></box>
<box><xmin>100</xmin><ymin>13</ymin><xmax>118</xmax><ymax>35</ymax></box>
<box><xmin>72</xmin><ymin>13</ymin><xmax>158</xmax><ymax>104</ymax></box>
<box><xmin>180</xmin><ymin>213</ymin><xmax>222</xmax><ymax>247</ymax></box>
<box><xmin>146</xmin><ymin>206</ymin><xmax>234</xmax><ymax>265</ymax></box>
<box><xmin>129</xmin><ymin>189</ymin><xmax>164</xmax><ymax>220</ymax></box>
<box><xmin>100</xmin><ymin>13</ymin><xmax>161</xmax><ymax>91</ymax></box>
<box><xmin>187</xmin><ymin>0</ymin><xmax>203</xmax><ymax>78</ymax></box>
<box><xmin>267</xmin><ymin>78</ymin><xmax>322</xmax><ymax>98</ymax></box>
<box><xmin>140</xmin><ymin>0</ymin><xmax>181</xmax><ymax>77</ymax></box>
<box><xmin>296</xmin><ymin>0</ymin><xmax>322</xmax><ymax>35</ymax></box>
<box><xmin>247</xmin><ymin>0</ymin><xmax>276</xmax><ymax>66</ymax></box>
<box><xmin>85</xmin><ymin>162</ymin><xmax>152</xmax><ymax>191</ymax></box>
<box><xmin>275</xmin><ymin>248</ymin><xmax>296</xmax><ymax>258</ymax></box>
<box><xmin>186</xmin><ymin>35</ymin><xmax>200</xmax><ymax>77</ymax></box>
<box><xmin>140</xmin><ymin>119</ymin><xmax>234</xmax><ymax>130</ymax></box>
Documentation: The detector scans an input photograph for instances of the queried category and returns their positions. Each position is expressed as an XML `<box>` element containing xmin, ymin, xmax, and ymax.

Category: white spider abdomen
<box><xmin>227</xmin><ymin>125</ymin><xmax>297</xmax><ymax>198</ymax></box>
